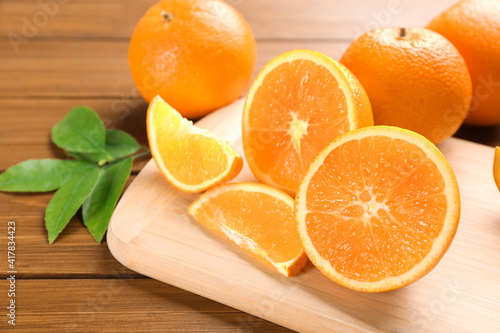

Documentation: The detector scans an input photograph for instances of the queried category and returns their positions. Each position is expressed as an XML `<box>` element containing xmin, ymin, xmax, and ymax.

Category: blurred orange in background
<box><xmin>428</xmin><ymin>0</ymin><xmax>500</xmax><ymax>126</ymax></box>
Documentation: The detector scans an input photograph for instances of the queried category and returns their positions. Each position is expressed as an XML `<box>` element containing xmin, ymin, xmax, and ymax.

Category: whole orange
<box><xmin>427</xmin><ymin>0</ymin><xmax>500</xmax><ymax>126</ymax></box>
<box><xmin>129</xmin><ymin>0</ymin><xmax>257</xmax><ymax>119</ymax></box>
<box><xmin>340</xmin><ymin>27</ymin><xmax>472</xmax><ymax>145</ymax></box>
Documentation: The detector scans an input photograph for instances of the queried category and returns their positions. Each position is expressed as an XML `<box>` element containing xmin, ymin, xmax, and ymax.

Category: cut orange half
<box><xmin>295</xmin><ymin>126</ymin><xmax>460</xmax><ymax>292</ymax></box>
<box><xmin>187</xmin><ymin>182</ymin><xmax>307</xmax><ymax>277</ymax></box>
<box><xmin>147</xmin><ymin>95</ymin><xmax>243</xmax><ymax>193</ymax></box>
<box><xmin>242</xmin><ymin>49</ymin><xmax>373</xmax><ymax>195</ymax></box>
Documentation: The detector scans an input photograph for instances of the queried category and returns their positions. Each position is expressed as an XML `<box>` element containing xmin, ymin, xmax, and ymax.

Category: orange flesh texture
<box><xmin>193</xmin><ymin>190</ymin><xmax>302</xmax><ymax>263</ymax></box>
<box><xmin>151</xmin><ymin>101</ymin><xmax>230</xmax><ymax>186</ymax></box>
<box><xmin>304</xmin><ymin>136</ymin><xmax>447</xmax><ymax>282</ymax></box>
<box><xmin>246</xmin><ymin>59</ymin><xmax>351</xmax><ymax>192</ymax></box>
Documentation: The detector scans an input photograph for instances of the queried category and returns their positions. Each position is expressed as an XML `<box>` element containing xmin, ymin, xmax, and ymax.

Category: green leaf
<box><xmin>0</xmin><ymin>159</ymin><xmax>97</xmax><ymax>192</ymax></box>
<box><xmin>45</xmin><ymin>163</ymin><xmax>99</xmax><ymax>244</ymax></box>
<box><xmin>67</xmin><ymin>151</ymin><xmax>109</xmax><ymax>166</ymax></box>
<box><xmin>104</xmin><ymin>130</ymin><xmax>141</xmax><ymax>160</ymax></box>
<box><xmin>51</xmin><ymin>106</ymin><xmax>105</xmax><ymax>153</ymax></box>
<box><xmin>82</xmin><ymin>157</ymin><xmax>133</xmax><ymax>243</ymax></box>
<box><xmin>68</xmin><ymin>129</ymin><xmax>140</xmax><ymax>165</ymax></box>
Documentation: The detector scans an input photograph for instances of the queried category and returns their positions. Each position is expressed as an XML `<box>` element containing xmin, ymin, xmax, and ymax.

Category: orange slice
<box><xmin>494</xmin><ymin>146</ymin><xmax>500</xmax><ymax>191</ymax></box>
<box><xmin>242</xmin><ymin>49</ymin><xmax>373</xmax><ymax>195</ymax></box>
<box><xmin>187</xmin><ymin>182</ymin><xmax>307</xmax><ymax>276</ymax></box>
<box><xmin>295</xmin><ymin>126</ymin><xmax>460</xmax><ymax>292</ymax></box>
<box><xmin>147</xmin><ymin>95</ymin><xmax>243</xmax><ymax>193</ymax></box>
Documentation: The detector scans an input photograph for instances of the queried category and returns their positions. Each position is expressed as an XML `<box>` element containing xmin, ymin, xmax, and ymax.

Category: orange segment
<box><xmin>187</xmin><ymin>182</ymin><xmax>307</xmax><ymax>277</ymax></box>
<box><xmin>494</xmin><ymin>146</ymin><xmax>500</xmax><ymax>191</ymax></box>
<box><xmin>243</xmin><ymin>50</ymin><xmax>373</xmax><ymax>195</ymax></box>
<box><xmin>147</xmin><ymin>95</ymin><xmax>243</xmax><ymax>193</ymax></box>
<box><xmin>295</xmin><ymin>126</ymin><xmax>460</xmax><ymax>292</ymax></box>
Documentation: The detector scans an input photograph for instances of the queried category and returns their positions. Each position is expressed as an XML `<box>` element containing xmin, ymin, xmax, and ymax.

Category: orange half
<box><xmin>295</xmin><ymin>126</ymin><xmax>460</xmax><ymax>292</ymax></box>
<box><xmin>242</xmin><ymin>50</ymin><xmax>373</xmax><ymax>195</ymax></box>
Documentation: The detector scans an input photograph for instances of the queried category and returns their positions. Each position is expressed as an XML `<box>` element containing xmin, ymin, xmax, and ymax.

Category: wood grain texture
<box><xmin>0</xmin><ymin>40</ymin><xmax>346</xmax><ymax>98</ymax></box>
<box><xmin>109</xmin><ymin>99</ymin><xmax>500</xmax><ymax>333</ymax></box>
<box><xmin>0</xmin><ymin>178</ymin><xmax>142</xmax><ymax>278</ymax></box>
<box><xmin>0</xmin><ymin>0</ymin><xmax>458</xmax><ymax>40</ymax></box>
<box><xmin>0</xmin><ymin>169</ymin><xmax>136</xmax><ymax>217</ymax></box>
<box><xmin>0</xmin><ymin>98</ymin><xmax>149</xmax><ymax>171</ymax></box>
<box><xmin>0</xmin><ymin>279</ymin><xmax>292</xmax><ymax>332</ymax></box>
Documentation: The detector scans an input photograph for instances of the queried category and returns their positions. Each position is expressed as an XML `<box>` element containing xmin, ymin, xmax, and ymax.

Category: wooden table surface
<box><xmin>0</xmin><ymin>0</ymin><xmax>497</xmax><ymax>332</ymax></box>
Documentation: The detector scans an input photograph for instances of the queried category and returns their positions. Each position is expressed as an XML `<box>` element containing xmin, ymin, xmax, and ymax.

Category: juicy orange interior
<box><xmin>193</xmin><ymin>190</ymin><xmax>301</xmax><ymax>263</ymax></box>
<box><xmin>246</xmin><ymin>59</ymin><xmax>350</xmax><ymax>191</ymax></box>
<box><xmin>304</xmin><ymin>136</ymin><xmax>447</xmax><ymax>282</ymax></box>
<box><xmin>152</xmin><ymin>101</ymin><xmax>229</xmax><ymax>185</ymax></box>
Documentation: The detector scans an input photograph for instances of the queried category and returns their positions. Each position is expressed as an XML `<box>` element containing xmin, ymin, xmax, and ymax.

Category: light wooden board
<box><xmin>108</xmin><ymin>99</ymin><xmax>500</xmax><ymax>333</ymax></box>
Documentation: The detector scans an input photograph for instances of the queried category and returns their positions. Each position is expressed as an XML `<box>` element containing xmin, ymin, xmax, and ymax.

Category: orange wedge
<box><xmin>147</xmin><ymin>95</ymin><xmax>243</xmax><ymax>193</ymax></box>
<box><xmin>295</xmin><ymin>126</ymin><xmax>460</xmax><ymax>292</ymax></box>
<box><xmin>242</xmin><ymin>49</ymin><xmax>373</xmax><ymax>195</ymax></box>
<box><xmin>494</xmin><ymin>146</ymin><xmax>500</xmax><ymax>191</ymax></box>
<box><xmin>187</xmin><ymin>182</ymin><xmax>308</xmax><ymax>276</ymax></box>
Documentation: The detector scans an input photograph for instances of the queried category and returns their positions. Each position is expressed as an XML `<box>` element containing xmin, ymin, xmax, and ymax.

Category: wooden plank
<box><xmin>0</xmin><ymin>39</ymin><xmax>131</xmax><ymax>98</ymax></box>
<box><xmin>0</xmin><ymin>145</ymin><xmax>149</xmax><ymax>173</ymax></box>
<box><xmin>0</xmin><ymin>145</ymin><xmax>150</xmax><ymax>173</ymax></box>
<box><xmin>0</xmin><ymin>98</ymin><xmax>148</xmax><ymax>145</ymax></box>
<box><xmin>0</xmin><ymin>174</ymin><xmax>135</xmax><ymax>217</ymax></box>
<box><xmin>0</xmin><ymin>279</ymin><xmax>292</xmax><ymax>332</ymax></box>
<box><xmin>0</xmin><ymin>0</ymin><xmax>158</xmax><ymax>41</ymax></box>
<box><xmin>236</xmin><ymin>0</ymin><xmax>458</xmax><ymax>40</ymax></box>
<box><xmin>0</xmin><ymin>216</ymin><xmax>141</xmax><ymax>278</ymax></box>
<box><xmin>0</xmin><ymin>39</ymin><xmax>346</xmax><ymax>98</ymax></box>
<box><xmin>0</xmin><ymin>0</ymin><xmax>458</xmax><ymax>40</ymax></box>
<box><xmin>0</xmin><ymin>98</ymin><xmax>149</xmax><ymax>171</ymax></box>
<box><xmin>108</xmin><ymin>99</ymin><xmax>500</xmax><ymax>332</ymax></box>
<box><xmin>0</xmin><ymin>177</ymin><xmax>143</xmax><ymax>278</ymax></box>
<box><xmin>0</xmin><ymin>175</ymin><xmax>135</xmax><ymax>217</ymax></box>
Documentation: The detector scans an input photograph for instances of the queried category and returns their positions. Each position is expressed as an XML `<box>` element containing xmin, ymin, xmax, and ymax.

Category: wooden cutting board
<box><xmin>107</xmin><ymin>98</ymin><xmax>500</xmax><ymax>332</ymax></box>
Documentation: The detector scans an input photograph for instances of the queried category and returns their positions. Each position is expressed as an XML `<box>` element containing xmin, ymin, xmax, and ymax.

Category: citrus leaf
<box><xmin>82</xmin><ymin>157</ymin><xmax>132</xmax><ymax>243</ymax></box>
<box><xmin>51</xmin><ymin>106</ymin><xmax>105</xmax><ymax>153</ymax></box>
<box><xmin>67</xmin><ymin>151</ymin><xmax>109</xmax><ymax>166</ymax></box>
<box><xmin>45</xmin><ymin>163</ymin><xmax>99</xmax><ymax>244</ymax></box>
<box><xmin>104</xmin><ymin>130</ymin><xmax>141</xmax><ymax>160</ymax></box>
<box><xmin>0</xmin><ymin>159</ymin><xmax>96</xmax><ymax>192</ymax></box>
<box><xmin>67</xmin><ymin>129</ymin><xmax>140</xmax><ymax>165</ymax></box>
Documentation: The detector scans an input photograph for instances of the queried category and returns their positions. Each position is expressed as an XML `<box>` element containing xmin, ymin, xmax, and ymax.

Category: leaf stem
<box><xmin>131</xmin><ymin>150</ymin><xmax>151</xmax><ymax>160</ymax></box>
<box><xmin>104</xmin><ymin>149</ymin><xmax>151</xmax><ymax>168</ymax></box>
